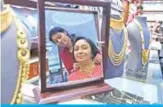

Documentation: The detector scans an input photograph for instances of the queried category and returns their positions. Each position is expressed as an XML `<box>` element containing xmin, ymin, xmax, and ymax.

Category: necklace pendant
<box><xmin>141</xmin><ymin>49</ymin><xmax>149</xmax><ymax>66</ymax></box>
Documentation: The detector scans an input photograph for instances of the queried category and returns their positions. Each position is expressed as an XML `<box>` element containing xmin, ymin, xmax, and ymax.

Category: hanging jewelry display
<box><xmin>134</xmin><ymin>19</ymin><xmax>149</xmax><ymax>68</ymax></box>
<box><xmin>108</xmin><ymin>18</ymin><xmax>128</xmax><ymax>66</ymax></box>
<box><xmin>1</xmin><ymin>5</ymin><xmax>30</xmax><ymax>104</ymax></box>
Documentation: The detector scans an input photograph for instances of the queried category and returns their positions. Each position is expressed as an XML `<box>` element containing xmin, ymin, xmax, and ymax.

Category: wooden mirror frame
<box><xmin>38</xmin><ymin>0</ymin><xmax>111</xmax><ymax>93</ymax></box>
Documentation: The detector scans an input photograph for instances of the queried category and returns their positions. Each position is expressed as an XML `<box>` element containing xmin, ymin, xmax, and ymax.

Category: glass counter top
<box><xmin>85</xmin><ymin>77</ymin><xmax>163</xmax><ymax>104</ymax></box>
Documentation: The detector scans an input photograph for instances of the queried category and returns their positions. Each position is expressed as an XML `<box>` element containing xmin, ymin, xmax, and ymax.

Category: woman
<box><xmin>68</xmin><ymin>37</ymin><xmax>103</xmax><ymax>81</ymax></box>
<box><xmin>49</xmin><ymin>27</ymin><xmax>101</xmax><ymax>74</ymax></box>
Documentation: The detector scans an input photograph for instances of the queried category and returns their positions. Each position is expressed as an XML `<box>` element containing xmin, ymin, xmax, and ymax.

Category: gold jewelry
<box><xmin>108</xmin><ymin>23</ymin><xmax>128</xmax><ymax>66</ymax></box>
<box><xmin>110</xmin><ymin>17</ymin><xmax>124</xmax><ymax>30</ymax></box>
<box><xmin>134</xmin><ymin>20</ymin><xmax>149</xmax><ymax>67</ymax></box>
<box><xmin>17</xmin><ymin>38</ymin><xmax>28</xmax><ymax>49</ymax></box>
<box><xmin>0</xmin><ymin>5</ymin><xmax>13</xmax><ymax>33</ymax></box>
<box><xmin>1</xmin><ymin>5</ymin><xmax>30</xmax><ymax>104</ymax></box>
<box><xmin>79</xmin><ymin>61</ymin><xmax>95</xmax><ymax>75</ymax></box>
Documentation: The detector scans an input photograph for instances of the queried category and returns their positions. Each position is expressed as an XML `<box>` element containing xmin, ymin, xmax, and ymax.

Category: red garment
<box><xmin>68</xmin><ymin>65</ymin><xmax>103</xmax><ymax>81</ymax></box>
<box><xmin>59</xmin><ymin>47</ymin><xmax>74</xmax><ymax>74</ymax></box>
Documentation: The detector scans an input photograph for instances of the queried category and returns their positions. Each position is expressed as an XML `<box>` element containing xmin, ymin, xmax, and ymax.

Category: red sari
<box><xmin>68</xmin><ymin>65</ymin><xmax>103</xmax><ymax>81</ymax></box>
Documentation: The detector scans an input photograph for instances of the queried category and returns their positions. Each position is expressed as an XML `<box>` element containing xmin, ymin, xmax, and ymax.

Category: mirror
<box><xmin>37</xmin><ymin>2</ymin><xmax>111</xmax><ymax>93</ymax></box>
<box><xmin>45</xmin><ymin>8</ymin><xmax>103</xmax><ymax>86</ymax></box>
<box><xmin>38</xmin><ymin>0</ymin><xmax>111</xmax><ymax>93</ymax></box>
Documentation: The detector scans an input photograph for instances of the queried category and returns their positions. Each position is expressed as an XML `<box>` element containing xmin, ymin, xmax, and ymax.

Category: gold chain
<box><xmin>108</xmin><ymin>25</ymin><xmax>128</xmax><ymax>66</ymax></box>
<box><xmin>1</xmin><ymin>5</ymin><xmax>30</xmax><ymax>104</ymax></box>
<box><xmin>79</xmin><ymin>62</ymin><xmax>95</xmax><ymax>76</ymax></box>
<box><xmin>134</xmin><ymin>20</ymin><xmax>149</xmax><ymax>67</ymax></box>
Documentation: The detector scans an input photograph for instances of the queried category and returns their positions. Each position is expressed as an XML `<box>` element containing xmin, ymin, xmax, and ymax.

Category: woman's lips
<box><xmin>76</xmin><ymin>54</ymin><xmax>86</xmax><ymax>59</ymax></box>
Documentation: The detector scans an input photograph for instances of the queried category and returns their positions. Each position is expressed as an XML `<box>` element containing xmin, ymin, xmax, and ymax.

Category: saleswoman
<box><xmin>68</xmin><ymin>37</ymin><xmax>103</xmax><ymax>81</ymax></box>
<box><xmin>49</xmin><ymin>27</ymin><xmax>101</xmax><ymax>74</ymax></box>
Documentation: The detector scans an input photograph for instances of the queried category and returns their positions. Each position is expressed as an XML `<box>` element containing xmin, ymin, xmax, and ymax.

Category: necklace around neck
<box><xmin>108</xmin><ymin>17</ymin><xmax>128</xmax><ymax>66</ymax></box>
<box><xmin>134</xmin><ymin>19</ymin><xmax>149</xmax><ymax>67</ymax></box>
<box><xmin>79</xmin><ymin>61</ymin><xmax>95</xmax><ymax>73</ymax></box>
<box><xmin>110</xmin><ymin>17</ymin><xmax>124</xmax><ymax>30</ymax></box>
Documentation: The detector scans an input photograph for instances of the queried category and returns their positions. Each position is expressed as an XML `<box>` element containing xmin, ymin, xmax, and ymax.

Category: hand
<box><xmin>93</xmin><ymin>54</ymin><xmax>101</xmax><ymax>65</ymax></box>
<box><xmin>73</xmin><ymin>63</ymin><xmax>80</xmax><ymax>71</ymax></box>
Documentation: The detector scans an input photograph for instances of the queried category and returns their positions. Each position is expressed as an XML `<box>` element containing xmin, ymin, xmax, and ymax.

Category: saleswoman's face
<box><xmin>52</xmin><ymin>32</ymin><xmax>70</xmax><ymax>47</ymax></box>
<box><xmin>74</xmin><ymin>39</ymin><xmax>92</xmax><ymax>63</ymax></box>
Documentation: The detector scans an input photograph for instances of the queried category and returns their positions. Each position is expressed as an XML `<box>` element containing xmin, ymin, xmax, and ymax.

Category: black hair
<box><xmin>49</xmin><ymin>27</ymin><xmax>76</xmax><ymax>43</ymax></box>
<box><xmin>72</xmin><ymin>36</ymin><xmax>98</xmax><ymax>61</ymax></box>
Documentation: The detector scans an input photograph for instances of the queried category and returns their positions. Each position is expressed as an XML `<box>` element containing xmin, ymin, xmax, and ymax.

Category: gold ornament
<box><xmin>1</xmin><ymin>5</ymin><xmax>31</xmax><ymax>104</ymax></box>
<box><xmin>108</xmin><ymin>17</ymin><xmax>128</xmax><ymax>66</ymax></box>
<box><xmin>17</xmin><ymin>38</ymin><xmax>28</xmax><ymax>49</ymax></box>
<box><xmin>17</xmin><ymin>48</ymin><xmax>30</xmax><ymax>62</ymax></box>
<box><xmin>110</xmin><ymin>17</ymin><xmax>124</xmax><ymax>30</ymax></box>
<box><xmin>0</xmin><ymin>5</ymin><xmax>13</xmax><ymax>33</ymax></box>
<box><xmin>17</xmin><ymin>30</ymin><xmax>27</xmax><ymax>39</ymax></box>
<box><xmin>79</xmin><ymin>61</ymin><xmax>95</xmax><ymax>76</ymax></box>
<box><xmin>16</xmin><ymin>98</ymin><xmax>22</xmax><ymax>104</ymax></box>
<box><xmin>134</xmin><ymin>20</ymin><xmax>149</xmax><ymax>67</ymax></box>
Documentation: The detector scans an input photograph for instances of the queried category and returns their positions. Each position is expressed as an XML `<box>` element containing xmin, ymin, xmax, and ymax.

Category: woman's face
<box><xmin>74</xmin><ymin>39</ymin><xmax>92</xmax><ymax>63</ymax></box>
<box><xmin>52</xmin><ymin>32</ymin><xmax>71</xmax><ymax>47</ymax></box>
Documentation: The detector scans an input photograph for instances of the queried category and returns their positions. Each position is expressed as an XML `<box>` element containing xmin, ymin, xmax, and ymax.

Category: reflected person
<box><xmin>69</xmin><ymin>37</ymin><xmax>103</xmax><ymax>81</ymax></box>
<box><xmin>49</xmin><ymin>27</ymin><xmax>101</xmax><ymax>74</ymax></box>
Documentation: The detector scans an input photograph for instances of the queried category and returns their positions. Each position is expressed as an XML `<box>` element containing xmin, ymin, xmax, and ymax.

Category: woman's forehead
<box><xmin>75</xmin><ymin>39</ymin><xmax>89</xmax><ymax>45</ymax></box>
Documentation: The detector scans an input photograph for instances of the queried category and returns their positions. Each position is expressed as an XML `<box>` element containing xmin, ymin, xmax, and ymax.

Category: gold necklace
<box><xmin>2</xmin><ymin>5</ymin><xmax>30</xmax><ymax>104</ymax></box>
<box><xmin>134</xmin><ymin>20</ymin><xmax>149</xmax><ymax>67</ymax></box>
<box><xmin>110</xmin><ymin>17</ymin><xmax>124</xmax><ymax>30</ymax></box>
<box><xmin>108</xmin><ymin>18</ymin><xmax>128</xmax><ymax>66</ymax></box>
<box><xmin>79</xmin><ymin>62</ymin><xmax>95</xmax><ymax>74</ymax></box>
<box><xmin>0</xmin><ymin>5</ymin><xmax>13</xmax><ymax>33</ymax></box>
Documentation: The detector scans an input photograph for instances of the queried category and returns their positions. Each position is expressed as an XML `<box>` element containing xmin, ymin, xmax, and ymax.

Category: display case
<box><xmin>84</xmin><ymin>77</ymin><xmax>163</xmax><ymax>104</ymax></box>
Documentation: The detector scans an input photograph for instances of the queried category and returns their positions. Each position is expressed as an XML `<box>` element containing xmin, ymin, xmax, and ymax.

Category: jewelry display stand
<box><xmin>125</xmin><ymin>16</ymin><xmax>150</xmax><ymax>82</ymax></box>
<box><xmin>104</xmin><ymin>2</ymin><xmax>127</xmax><ymax>79</ymax></box>
<box><xmin>1</xmin><ymin>4</ymin><xmax>30</xmax><ymax>104</ymax></box>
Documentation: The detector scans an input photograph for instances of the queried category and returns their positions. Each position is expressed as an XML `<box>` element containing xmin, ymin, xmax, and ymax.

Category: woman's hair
<box><xmin>49</xmin><ymin>27</ymin><xmax>76</xmax><ymax>43</ymax></box>
<box><xmin>72</xmin><ymin>36</ymin><xmax>98</xmax><ymax>61</ymax></box>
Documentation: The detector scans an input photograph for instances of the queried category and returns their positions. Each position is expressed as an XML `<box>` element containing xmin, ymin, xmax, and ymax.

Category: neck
<box><xmin>79</xmin><ymin>60</ymin><xmax>95</xmax><ymax>73</ymax></box>
<box><xmin>110</xmin><ymin>16</ymin><xmax>124</xmax><ymax>30</ymax></box>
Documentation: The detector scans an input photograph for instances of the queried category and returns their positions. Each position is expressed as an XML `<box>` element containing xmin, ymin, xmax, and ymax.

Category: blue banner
<box><xmin>1</xmin><ymin>104</ymin><xmax>163</xmax><ymax>107</ymax></box>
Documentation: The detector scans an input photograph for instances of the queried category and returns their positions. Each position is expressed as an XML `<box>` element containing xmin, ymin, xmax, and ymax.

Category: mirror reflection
<box><xmin>45</xmin><ymin>9</ymin><xmax>103</xmax><ymax>85</ymax></box>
